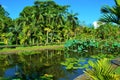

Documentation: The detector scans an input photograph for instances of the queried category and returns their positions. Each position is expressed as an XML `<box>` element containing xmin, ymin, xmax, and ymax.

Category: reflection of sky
<box><xmin>4</xmin><ymin>64</ymin><xmax>84</xmax><ymax>80</ymax></box>
<box><xmin>59</xmin><ymin>67</ymin><xmax>84</xmax><ymax>80</ymax></box>
<box><xmin>59</xmin><ymin>58</ymin><xmax>97</xmax><ymax>80</ymax></box>
<box><xmin>4</xmin><ymin>67</ymin><xmax>16</xmax><ymax>77</ymax></box>
<box><xmin>3</xmin><ymin>56</ymin><xmax>97</xmax><ymax>80</ymax></box>
<box><xmin>4</xmin><ymin>65</ymin><xmax>20</xmax><ymax>78</ymax></box>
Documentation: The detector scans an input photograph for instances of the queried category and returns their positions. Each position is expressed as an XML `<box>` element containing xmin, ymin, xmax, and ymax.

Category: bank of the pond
<box><xmin>0</xmin><ymin>45</ymin><xmax>64</xmax><ymax>54</ymax></box>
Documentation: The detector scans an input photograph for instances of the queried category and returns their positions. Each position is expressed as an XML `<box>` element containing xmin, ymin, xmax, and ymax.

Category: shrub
<box><xmin>84</xmin><ymin>58</ymin><xmax>120</xmax><ymax>80</ymax></box>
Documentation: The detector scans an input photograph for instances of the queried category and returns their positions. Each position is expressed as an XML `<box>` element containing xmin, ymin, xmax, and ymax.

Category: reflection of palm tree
<box><xmin>99</xmin><ymin>0</ymin><xmax>120</xmax><ymax>25</ymax></box>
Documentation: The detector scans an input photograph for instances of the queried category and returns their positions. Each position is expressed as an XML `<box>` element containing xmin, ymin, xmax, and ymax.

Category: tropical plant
<box><xmin>99</xmin><ymin>0</ymin><xmax>120</xmax><ymax>25</ymax></box>
<box><xmin>95</xmin><ymin>23</ymin><xmax>120</xmax><ymax>39</ymax></box>
<box><xmin>65</xmin><ymin>38</ymin><xmax>120</xmax><ymax>54</ymax></box>
<box><xmin>61</xmin><ymin>58</ymin><xmax>82</xmax><ymax>70</ymax></box>
<box><xmin>64</xmin><ymin>39</ymin><xmax>98</xmax><ymax>53</ymax></box>
<box><xmin>0</xmin><ymin>5</ymin><xmax>13</xmax><ymax>44</ymax></box>
<box><xmin>12</xmin><ymin>0</ymin><xmax>79</xmax><ymax>45</ymax></box>
<box><xmin>84</xmin><ymin>58</ymin><xmax>120</xmax><ymax>80</ymax></box>
<box><xmin>40</xmin><ymin>74</ymin><xmax>53</xmax><ymax>80</ymax></box>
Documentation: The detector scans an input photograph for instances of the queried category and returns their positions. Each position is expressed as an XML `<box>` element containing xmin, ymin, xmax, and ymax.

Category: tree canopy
<box><xmin>0</xmin><ymin>1</ymin><xmax>79</xmax><ymax>45</ymax></box>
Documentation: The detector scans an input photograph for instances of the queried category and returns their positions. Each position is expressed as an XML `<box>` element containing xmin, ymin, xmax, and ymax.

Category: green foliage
<box><xmin>0</xmin><ymin>5</ymin><xmax>13</xmax><ymax>45</ymax></box>
<box><xmin>0</xmin><ymin>55</ymin><xmax>7</xmax><ymax>60</ymax></box>
<box><xmin>64</xmin><ymin>39</ymin><xmax>98</xmax><ymax>53</ymax></box>
<box><xmin>95</xmin><ymin>23</ymin><xmax>120</xmax><ymax>39</ymax></box>
<box><xmin>0</xmin><ymin>42</ymin><xmax>5</xmax><ymax>45</ymax></box>
<box><xmin>11</xmin><ymin>0</ymin><xmax>79</xmax><ymax>45</ymax></box>
<box><xmin>0</xmin><ymin>0</ymin><xmax>80</xmax><ymax>45</ymax></box>
<box><xmin>84</xmin><ymin>58</ymin><xmax>120</xmax><ymax>80</ymax></box>
<box><xmin>12</xmin><ymin>78</ymin><xmax>21</xmax><ymax>80</ymax></box>
<box><xmin>61</xmin><ymin>58</ymin><xmax>82</xmax><ymax>70</ymax></box>
<box><xmin>91</xmin><ymin>54</ymin><xmax>115</xmax><ymax>59</ymax></box>
<box><xmin>0</xmin><ymin>5</ymin><xmax>9</xmax><ymax>17</ymax></box>
<box><xmin>115</xmin><ymin>67</ymin><xmax>120</xmax><ymax>74</ymax></box>
<box><xmin>19</xmin><ymin>51</ymin><xmax>37</xmax><ymax>55</ymax></box>
<box><xmin>40</xmin><ymin>74</ymin><xmax>53</xmax><ymax>80</ymax></box>
<box><xmin>65</xmin><ymin>39</ymin><xmax>120</xmax><ymax>54</ymax></box>
<box><xmin>1</xmin><ymin>0</ymin><xmax>120</xmax><ymax>47</ymax></box>
<box><xmin>99</xmin><ymin>0</ymin><xmax>120</xmax><ymax>25</ymax></box>
<box><xmin>0</xmin><ymin>77</ymin><xmax>9</xmax><ymax>80</ymax></box>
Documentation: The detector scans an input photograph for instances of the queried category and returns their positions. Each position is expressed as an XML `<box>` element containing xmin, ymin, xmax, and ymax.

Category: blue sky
<box><xmin>0</xmin><ymin>0</ymin><xmax>115</xmax><ymax>25</ymax></box>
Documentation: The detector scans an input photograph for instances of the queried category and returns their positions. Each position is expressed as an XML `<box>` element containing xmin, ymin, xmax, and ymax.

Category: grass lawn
<box><xmin>0</xmin><ymin>45</ymin><xmax>64</xmax><ymax>54</ymax></box>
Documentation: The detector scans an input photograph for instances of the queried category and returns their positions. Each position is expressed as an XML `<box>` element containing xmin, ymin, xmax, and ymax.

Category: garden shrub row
<box><xmin>64</xmin><ymin>39</ymin><xmax>120</xmax><ymax>54</ymax></box>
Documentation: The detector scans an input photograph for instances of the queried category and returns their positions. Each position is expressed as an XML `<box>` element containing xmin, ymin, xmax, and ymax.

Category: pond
<box><xmin>0</xmin><ymin>50</ymin><xmax>94</xmax><ymax>80</ymax></box>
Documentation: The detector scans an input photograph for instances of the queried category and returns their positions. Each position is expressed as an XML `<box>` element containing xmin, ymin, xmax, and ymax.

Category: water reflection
<box><xmin>0</xmin><ymin>50</ymin><xmax>87</xmax><ymax>80</ymax></box>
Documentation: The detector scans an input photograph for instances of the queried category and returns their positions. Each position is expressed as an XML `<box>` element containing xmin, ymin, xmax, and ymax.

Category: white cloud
<box><xmin>93</xmin><ymin>21</ymin><xmax>105</xmax><ymax>29</ymax></box>
<box><xmin>93</xmin><ymin>21</ymin><xmax>100</xmax><ymax>29</ymax></box>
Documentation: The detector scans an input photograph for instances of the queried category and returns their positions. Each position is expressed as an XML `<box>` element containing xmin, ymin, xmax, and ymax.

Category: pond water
<box><xmin>0</xmin><ymin>50</ymin><xmax>93</xmax><ymax>80</ymax></box>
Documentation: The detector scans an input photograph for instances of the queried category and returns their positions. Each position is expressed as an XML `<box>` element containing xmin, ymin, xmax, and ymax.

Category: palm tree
<box><xmin>0</xmin><ymin>5</ymin><xmax>13</xmax><ymax>44</ymax></box>
<box><xmin>14</xmin><ymin>0</ymin><xmax>79</xmax><ymax>45</ymax></box>
<box><xmin>99</xmin><ymin>0</ymin><xmax>120</xmax><ymax>25</ymax></box>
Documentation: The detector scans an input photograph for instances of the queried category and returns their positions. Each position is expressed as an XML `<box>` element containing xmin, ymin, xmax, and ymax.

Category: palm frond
<box><xmin>99</xmin><ymin>0</ymin><xmax>120</xmax><ymax>25</ymax></box>
<box><xmin>99</xmin><ymin>14</ymin><xmax>118</xmax><ymax>24</ymax></box>
<box><xmin>115</xmin><ymin>0</ymin><xmax>120</xmax><ymax>7</ymax></box>
<box><xmin>101</xmin><ymin>5</ymin><xmax>111</xmax><ymax>14</ymax></box>
<box><xmin>84</xmin><ymin>58</ymin><xmax>120</xmax><ymax>80</ymax></box>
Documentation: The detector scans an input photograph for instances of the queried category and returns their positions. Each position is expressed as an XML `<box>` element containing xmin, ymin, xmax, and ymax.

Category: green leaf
<box><xmin>115</xmin><ymin>0</ymin><xmax>120</xmax><ymax>6</ymax></box>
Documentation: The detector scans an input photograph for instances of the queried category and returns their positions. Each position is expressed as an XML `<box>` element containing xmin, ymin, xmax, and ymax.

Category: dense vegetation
<box><xmin>84</xmin><ymin>58</ymin><xmax>120</xmax><ymax>80</ymax></box>
<box><xmin>0</xmin><ymin>0</ymin><xmax>120</xmax><ymax>80</ymax></box>
<box><xmin>0</xmin><ymin>0</ymin><xmax>120</xmax><ymax>46</ymax></box>
<box><xmin>0</xmin><ymin>1</ymin><xmax>79</xmax><ymax>45</ymax></box>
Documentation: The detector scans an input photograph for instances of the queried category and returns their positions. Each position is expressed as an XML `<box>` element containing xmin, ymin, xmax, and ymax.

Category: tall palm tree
<box><xmin>99</xmin><ymin>0</ymin><xmax>120</xmax><ymax>25</ymax></box>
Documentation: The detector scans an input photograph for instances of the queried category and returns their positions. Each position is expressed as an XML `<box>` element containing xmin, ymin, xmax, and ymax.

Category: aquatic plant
<box><xmin>65</xmin><ymin>39</ymin><xmax>120</xmax><ymax>54</ymax></box>
<box><xmin>61</xmin><ymin>58</ymin><xmax>85</xmax><ymax>70</ymax></box>
<box><xmin>40</xmin><ymin>74</ymin><xmax>53</xmax><ymax>80</ymax></box>
<box><xmin>64</xmin><ymin>39</ymin><xmax>98</xmax><ymax>53</ymax></box>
